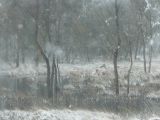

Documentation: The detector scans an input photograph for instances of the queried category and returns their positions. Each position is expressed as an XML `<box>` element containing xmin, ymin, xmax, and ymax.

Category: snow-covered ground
<box><xmin>0</xmin><ymin>61</ymin><xmax>160</xmax><ymax>119</ymax></box>
<box><xmin>0</xmin><ymin>109</ymin><xmax>159</xmax><ymax>120</ymax></box>
<box><xmin>0</xmin><ymin>60</ymin><xmax>159</xmax><ymax>79</ymax></box>
<box><xmin>0</xmin><ymin>63</ymin><xmax>46</xmax><ymax>77</ymax></box>
<box><xmin>1</xmin><ymin>60</ymin><xmax>160</xmax><ymax>96</ymax></box>
<box><xmin>1</xmin><ymin>60</ymin><xmax>160</xmax><ymax>97</ymax></box>
<box><xmin>0</xmin><ymin>109</ymin><xmax>120</xmax><ymax>120</ymax></box>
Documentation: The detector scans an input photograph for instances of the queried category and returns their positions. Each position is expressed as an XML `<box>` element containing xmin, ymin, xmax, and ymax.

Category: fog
<box><xmin>0</xmin><ymin>0</ymin><xmax>159</xmax><ymax>120</ymax></box>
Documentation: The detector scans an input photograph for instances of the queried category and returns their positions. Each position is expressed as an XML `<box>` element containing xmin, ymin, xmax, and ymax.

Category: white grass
<box><xmin>1</xmin><ymin>60</ymin><xmax>160</xmax><ymax>97</ymax></box>
<box><xmin>0</xmin><ymin>109</ymin><xmax>121</xmax><ymax>120</ymax></box>
<box><xmin>0</xmin><ymin>109</ymin><xmax>159</xmax><ymax>120</ymax></box>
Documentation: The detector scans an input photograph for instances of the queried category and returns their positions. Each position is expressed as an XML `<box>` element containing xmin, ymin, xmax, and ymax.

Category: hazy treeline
<box><xmin>0</xmin><ymin>0</ymin><xmax>159</xmax><ymax>65</ymax></box>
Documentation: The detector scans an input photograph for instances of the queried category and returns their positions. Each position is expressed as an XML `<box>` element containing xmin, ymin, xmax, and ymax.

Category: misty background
<box><xmin>0</xmin><ymin>0</ymin><xmax>159</xmax><ymax>120</ymax></box>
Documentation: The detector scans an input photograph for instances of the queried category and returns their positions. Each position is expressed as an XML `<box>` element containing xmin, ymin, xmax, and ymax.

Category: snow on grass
<box><xmin>0</xmin><ymin>109</ymin><xmax>121</xmax><ymax>120</ymax></box>
<box><xmin>2</xmin><ymin>64</ymin><xmax>46</xmax><ymax>78</ymax></box>
<box><xmin>122</xmin><ymin>114</ymin><xmax>160</xmax><ymax>120</ymax></box>
<box><xmin>1</xmin><ymin>60</ymin><xmax>160</xmax><ymax>91</ymax></box>
<box><xmin>149</xmin><ymin>117</ymin><xmax>160</xmax><ymax>120</ymax></box>
<box><xmin>0</xmin><ymin>109</ymin><xmax>159</xmax><ymax>120</ymax></box>
<box><xmin>147</xmin><ymin>90</ymin><xmax>160</xmax><ymax>98</ymax></box>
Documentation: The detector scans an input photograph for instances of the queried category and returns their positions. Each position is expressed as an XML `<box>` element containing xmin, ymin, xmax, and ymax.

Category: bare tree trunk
<box><xmin>55</xmin><ymin>0</ymin><xmax>62</xmax><ymax>46</ymax></box>
<box><xmin>16</xmin><ymin>37</ymin><xmax>20</xmax><ymax>67</ymax></box>
<box><xmin>35</xmin><ymin>0</ymin><xmax>51</xmax><ymax>98</ymax></box>
<box><xmin>148</xmin><ymin>45</ymin><xmax>153</xmax><ymax>73</ymax></box>
<box><xmin>51</xmin><ymin>56</ymin><xmax>55</xmax><ymax>103</ymax></box>
<box><xmin>16</xmin><ymin>48</ymin><xmax>20</xmax><ymax>67</ymax></box>
<box><xmin>113</xmin><ymin>50</ymin><xmax>119</xmax><ymax>95</ymax></box>
<box><xmin>148</xmin><ymin>11</ymin><xmax>153</xmax><ymax>73</ymax></box>
<box><xmin>56</xmin><ymin>17</ymin><xmax>61</xmax><ymax>45</ymax></box>
<box><xmin>34</xmin><ymin>0</ymin><xmax>61</xmax><ymax>103</ymax></box>
<box><xmin>53</xmin><ymin>57</ymin><xmax>58</xmax><ymax>105</ymax></box>
<box><xmin>35</xmin><ymin>38</ymin><xmax>51</xmax><ymax>98</ymax></box>
<box><xmin>127</xmin><ymin>41</ymin><xmax>133</xmax><ymax>95</ymax></box>
<box><xmin>113</xmin><ymin>0</ymin><xmax>120</xmax><ymax>95</ymax></box>
<box><xmin>50</xmin><ymin>56</ymin><xmax>60</xmax><ymax>105</ymax></box>
<box><xmin>142</xmin><ymin>30</ymin><xmax>147</xmax><ymax>73</ymax></box>
<box><xmin>46</xmin><ymin>0</ymin><xmax>52</xmax><ymax>43</ymax></box>
<box><xmin>57</xmin><ymin>58</ymin><xmax>61</xmax><ymax>88</ymax></box>
<box><xmin>5</xmin><ymin>38</ymin><xmax>9</xmax><ymax>62</ymax></box>
<box><xmin>134</xmin><ymin>33</ymin><xmax>139</xmax><ymax>60</ymax></box>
